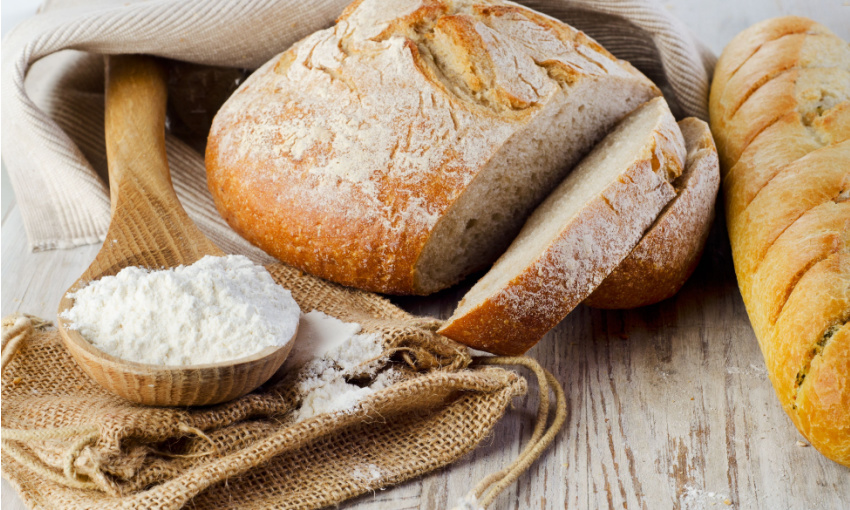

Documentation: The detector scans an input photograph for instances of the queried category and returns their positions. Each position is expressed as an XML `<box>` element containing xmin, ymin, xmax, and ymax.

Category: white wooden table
<box><xmin>3</xmin><ymin>1</ymin><xmax>849</xmax><ymax>509</ymax></box>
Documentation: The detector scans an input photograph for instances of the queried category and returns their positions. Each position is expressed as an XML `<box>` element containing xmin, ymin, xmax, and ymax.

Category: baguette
<box><xmin>709</xmin><ymin>16</ymin><xmax>850</xmax><ymax>467</ymax></box>
<box><xmin>585</xmin><ymin>118</ymin><xmax>719</xmax><ymax>309</ymax></box>
<box><xmin>439</xmin><ymin>97</ymin><xmax>684</xmax><ymax>355</ymax></box>
<box><xmin>206</xmin><ymin>0</ymin><xmax>660</xmax><ymax>295</ymax></box>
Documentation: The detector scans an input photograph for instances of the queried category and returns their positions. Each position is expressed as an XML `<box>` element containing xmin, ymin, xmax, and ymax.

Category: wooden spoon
<box><xmin>56</xmin><ymin>55</ymin><xmax>295</xmax><ymax>407</ymax></box>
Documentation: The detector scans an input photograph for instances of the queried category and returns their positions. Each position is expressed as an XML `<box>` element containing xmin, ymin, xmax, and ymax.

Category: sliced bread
<box><xmin>584</xmin><ymin>117</ymin><xmax>720</xmax><ymax>309</ymax></box>
<box><xmin>206</xmin><ymin>0</ymin><xmax>661</xmax><ymax>295</ymax></box>
<box><xmin>438</xmin><ymin>97</ymin><xmax>685</xmax><ymax>355</ymax></box>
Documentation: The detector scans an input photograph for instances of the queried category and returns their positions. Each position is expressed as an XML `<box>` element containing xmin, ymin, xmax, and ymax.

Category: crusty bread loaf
<box><xmin>206</xmin><ymin>0</ymin><xmax>660</xmax><ymax>295</ymax></box>
<box><xmin>709</xmin><ymin>16</ymin><xmax>850</xmax><ymax>467</ymax></box>
<box><xmin>438</xmin><ymin>97</ymin><xmax>684</xmax><ymax>355</ymax></box>
<box><xmin>584</xmin><ymin>118</ymin><xmax>719</xmax><ymax>309</ymax></box>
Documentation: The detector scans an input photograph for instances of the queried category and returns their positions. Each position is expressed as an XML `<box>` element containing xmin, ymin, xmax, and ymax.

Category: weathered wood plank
<box><xmin>1</xmin><ymin>206</ymin><xmax>101</xmax><ymax>319</ymax></box>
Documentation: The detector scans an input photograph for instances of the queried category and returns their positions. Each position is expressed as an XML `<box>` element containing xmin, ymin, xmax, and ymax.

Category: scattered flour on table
<box><xmin>60</xmin><ymin>255</ymin><xmax>300</xmax><ymax>366</ymax></box>
<box><xmin>288</xmin><ymin>310</ymin><xmax>401</xmax><ymax>422</ymax></box>
<box><xmin>681</xmin><ymin>484</ymin><xmax>731</xmax><ymax>508</ymax></box>
<box><xmin>725</xmin><ymin>364</ymin><xmax>768</xmax><ymax>377</ymax></box>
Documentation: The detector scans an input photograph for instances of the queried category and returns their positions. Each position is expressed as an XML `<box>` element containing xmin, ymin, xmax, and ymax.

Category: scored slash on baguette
<box><xmin>438</xmin><ymin>97</ymin><xmax>685</xmax><ymax>355</ymax></box>
<box><xmin>584</xmin><ymin>117</ymin><xmax>720</xmax><ymax>309</ymax></box>
<box><xmin>729</xmin><ymin>141</ymin><xmax>850</xmax><ymax>291</ymax></box>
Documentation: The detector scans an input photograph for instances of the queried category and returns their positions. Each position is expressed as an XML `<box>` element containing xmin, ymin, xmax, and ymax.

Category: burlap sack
<box><xmin>1</xmin><ymin>0</ymin><xmax>716</xmax><ymax>252</ymax></box>
<box><xmin>1</xmin><ymin>262</ymin><xmax>567</xmax><ymax>509</ymax></box>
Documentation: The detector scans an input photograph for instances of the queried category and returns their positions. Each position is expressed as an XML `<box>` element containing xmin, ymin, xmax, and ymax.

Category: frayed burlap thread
<box><xmin>2</xmin><ymin>261</ymin><xmax>565</xmax><ymax>510</ymax></box>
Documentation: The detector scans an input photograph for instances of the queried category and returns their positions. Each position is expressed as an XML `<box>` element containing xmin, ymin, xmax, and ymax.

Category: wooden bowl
<box><xmin>53</xmin><ymin>55</ymin><xmax>299</xmax><ymax>407</ymax></box>
<box><xmin>57</xmin><ymin>298</ymin><xmax>296</xmax><ymax>407</ymax></box>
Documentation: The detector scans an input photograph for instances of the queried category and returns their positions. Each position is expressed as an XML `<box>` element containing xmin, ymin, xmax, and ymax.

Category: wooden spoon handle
<box><xmin>102</xmin><ymin>55</ymin><xmax>221</xmax><ymax>263</ymax></box>
<box><xmin>105</xmin><ymin>55</ymin><xmax>174</xmax><ymax>212</ymax></box>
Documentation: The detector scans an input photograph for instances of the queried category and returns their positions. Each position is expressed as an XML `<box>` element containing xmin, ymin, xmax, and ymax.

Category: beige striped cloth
<box><xmin>1</xmin><ymin>0</ymin><xmax>715</xmax><ymax>253</ymax></box>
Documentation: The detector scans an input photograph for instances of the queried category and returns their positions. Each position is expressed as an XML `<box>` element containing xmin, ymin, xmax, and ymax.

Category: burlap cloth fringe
<box><xmin>1</xmin><ymin>261</ymin><xmax>566</xmax><ymax>510</ymax></box>
<box><xmin>1</xmin><ymin>0</ymin><xmax>716</xmax><ymax>252</ymax></box>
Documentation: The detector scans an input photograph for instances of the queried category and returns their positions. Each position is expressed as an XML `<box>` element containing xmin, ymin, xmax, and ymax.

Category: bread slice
<box><xmin>206</xmin><ymin>0</ymin><xmax>660</xmax><ymax>295</ymax></box>
<box><xmin>584</xmin><ymin>117</ymin><xmax>719</xmax><ymax>309</ymax></box>
<box><xmin>438</xmin><ymin>97</ymin><xmax>684</xmax><ymax>355</ymax></box>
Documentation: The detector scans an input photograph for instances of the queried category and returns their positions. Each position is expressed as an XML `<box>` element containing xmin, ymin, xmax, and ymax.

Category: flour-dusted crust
<box><xmin>710</xmin><ymin>16</ymin><xmax>850</xmax><ymax>467</ymax></box>
<box><xmin>206</xmin><ymin>0</ymin><xmax>659</xmax><ymax>295</ymax></box>
<box><xmin>584</xmin><ymin>118</ymin><xmax>719</xmax><ymax>309</ymax></box>
<box><xmin>439</xmin><ymin>98</ymin><xmax>684</xmax><ymax>355</ymax></box>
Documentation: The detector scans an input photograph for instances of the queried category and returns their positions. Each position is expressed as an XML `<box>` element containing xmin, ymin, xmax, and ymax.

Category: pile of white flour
<box><xmin>287</xmin><ymin>310</ymin><xmax>401</xmax><ymax>422</ymax></box>
<box><xmin>61</xmin><ymin>255</ymin><xmax>300</xmax><ymax>366</ymax></box>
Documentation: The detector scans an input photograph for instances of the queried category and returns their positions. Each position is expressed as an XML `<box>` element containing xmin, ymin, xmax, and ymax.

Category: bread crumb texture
<box><xmin>584</xmin><ymin>118</ymin><xmax>720</xmax><ymax>309</ymax></box>
<box><xmin>206</xmin><ymin>0</ymin><xmax>657</xmax><ymax>294</ymax></box>
<box><xmin>439</xmin><ymin>98</ymin><xmax>683</xmax><ymax>354</ymax></box>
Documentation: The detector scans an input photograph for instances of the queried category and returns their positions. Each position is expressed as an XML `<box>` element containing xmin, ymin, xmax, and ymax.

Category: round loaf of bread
<box><xmin>206</xmin><ymin>0</ymin><xmax>659</xmax><ymax>295</ymax></box>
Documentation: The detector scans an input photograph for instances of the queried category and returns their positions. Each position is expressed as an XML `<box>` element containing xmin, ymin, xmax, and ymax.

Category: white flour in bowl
<box><xmin>61</xmin><ymin>255</ymin><xmax>300</xmax><ymax>366</ymax></box>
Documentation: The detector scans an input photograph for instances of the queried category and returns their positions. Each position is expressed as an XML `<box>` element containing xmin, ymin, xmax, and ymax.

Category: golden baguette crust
<box><xmin>729</xmin><ymin>142</ymin><xmax>850</xmax><ymax>288</ymax></box>
<box><xmin>439</xmin><ymin>98</ymin><xmax>683</xmax><ymax>354</ymax></box>
<box><xmin>710</xmin><ymin>16</ymin><xmax>850</xmax><ymax>467</ymax></box>
<box><xmin>746</xmin><ymin>201</ymin><xmax>850</xmax><ymax>339</ymax></box>
<box><xmin>714</xmin><ymin>67</ymin><xmax>850</xmax><ymax>170</ymax></box>
<box><xmin>765</xmin><ymin>253</ymin><xmax>850</xmax><ymax>420</ymax></box>
<box><xmin>709</xmin><ymin>16</ymin><xmax>817</xmax><ymax>102</ymax></box>
<box><xmin>584</xmin><ymin>118</ymin><xmax>719</xmax><ymax>309</ymax></box>
<box><xmin>708</xmin><ymin>16</ymin><xmax>843</xmax><ymax>168</ymax></box>
<box><xmin>206</xmin><ymin>0</ymin><xmax>659</xmax><ymax>295</ymax></box>
<box><xmin>796</xmin><ymin>323</ymin><xmax>850</xmax><ymax>465</ymax></box>
<box><xmin>723</xmin><ymin>106</ymin><xmax>850</xmax><ymax>221</ymax></box>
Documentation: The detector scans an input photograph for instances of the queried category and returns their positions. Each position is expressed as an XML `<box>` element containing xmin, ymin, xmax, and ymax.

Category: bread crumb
<box><xmin>12</xmin><ymin>377</ymin><xmax>22</xmax><ymax>385</ymax></box>
<box><xmin>796</xmin><ymin>440</ymin><xmax>809</xmax><ymax>447</ymax></box>
<box><xmin>724</xmin><ymin>499</ymin><xmax>732</xmax><ymax>506</ymax></box>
